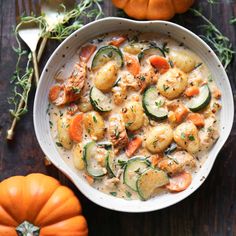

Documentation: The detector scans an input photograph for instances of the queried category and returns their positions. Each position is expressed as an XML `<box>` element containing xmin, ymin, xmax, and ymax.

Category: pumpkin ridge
<box><xmin>25</xmin><ymin>174</ymin><xmax>60</xmax><ymax>223</ymax></box>
<box><xmin>0</xmin><ymin>176</ymin><xmax>25</xmax><ymax>224</ymax></box>
<box><xmin>0</xmin><ymin>205</ymin><xmax>18</xmax><ymax>227</ymax></box>
<box><xmin>35</xmin><ymin>193</ymin><xmax>81</xmax><ymax>227</ymax></box>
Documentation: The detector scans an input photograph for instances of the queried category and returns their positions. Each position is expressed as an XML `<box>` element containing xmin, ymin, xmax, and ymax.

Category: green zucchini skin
<box><xmin>83</xmin><ymin>141</ymin><xmax>107</xmax><ymax>178</ymax></box>
<box><xmin>106</xmin><ymin>152</ymin><xmax>116</xmax><ymax>177</ymax></box>
<box><xmin>136</xmin><ymin>168</ymin><xmax>169</xmax><ymax>200</ymax></box>
<box><xmin>138</xmin><ymin>46</ymin><xmax>165</xmax><ymax>62</ymax></box>
<box><xmin>89</xmin><ymin>87</ymin><xmax>112</xmax><ymax>112</ymax></box>
<box><xmin>91</xmin><ymin>45</ymin><xmax>124</xmax><ymax>70</ymax></box>
<box><xmin>123</xmin><ymin>157</ymin><xmax>149</xmax><ymax>191</ymax></box>
<box><xmin>142</xmin><ymin>87</ymin><xmax>168</xmax><ymax>121</ymax></box>
<box><xmin>187</xmin><ymin>84</ymin><xmax>211</xmax><ymax>112</ymax></box>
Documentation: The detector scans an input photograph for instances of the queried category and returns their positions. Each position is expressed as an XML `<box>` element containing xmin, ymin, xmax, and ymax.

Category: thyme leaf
<box><xmin>190</xmin><ymin>9</ymin><xmax>234</xmax><ymax>69</ymax></box>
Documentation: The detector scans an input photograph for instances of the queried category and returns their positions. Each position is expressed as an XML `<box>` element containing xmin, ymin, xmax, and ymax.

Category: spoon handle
<box><xmin>32</xmin><ymin>51</ymin><xmax>39</xmax><ymax>85</ymax></box>
<box><xmin>37</xmin><ymin>37</ymin><xmax>48</xmax><ymax>62</ymax></box>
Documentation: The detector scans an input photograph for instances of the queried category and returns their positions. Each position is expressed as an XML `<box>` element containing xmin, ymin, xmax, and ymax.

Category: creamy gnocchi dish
<box><xmin>48</xmin><ymin>31</ymin><xmax>221</xmax><ymax>200</ymax></box>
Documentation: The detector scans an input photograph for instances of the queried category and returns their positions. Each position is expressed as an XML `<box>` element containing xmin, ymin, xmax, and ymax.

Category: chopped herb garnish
<box><xmin>71</xmin><ymin>87</ymin><xmax>81</xmax><ymax>94</ymax></box>
<box><xmin>169</xmin><ymin>60</ymin><xmax>174</xmax><ymax>68</ymax></box>
<box><xmin>189</xmin><ymin>135</ymin><xmax>195</xmax><ymax>141</ymax></box>
<box><xmin>49</xmin><ymin>120</ymin><xmax>53</xmax><ymax>128</ymax></box>
<box><xmin>117</xmin><ymin>159</ymin><xmax>127</xmax><ymax>168</ymax></box>
<box><xmin>134</xmin><ymin>168</ymin><xmax>142</xmax><ymax>175</ymax></box>
<box><xmin>163</xmin><ymin>84</ymin><xmax>169</xmax><ymax>91</ymax></box>
<box><xmin>110</xmin><ymin>192</ymin><xmax>117</xmax><ymax>197</ymax></box>
<box><xmin>138</xmin><ymin>51</ymin><xmax>144</xmax><ymax>62</ymax></box>
<box><xmin>194</xmin><ymin>62</ymin><xmax>203</xmax><ymax>69</ymax></box>
<box><xmin>162</xmin><ymin>42</ymin><xmax>169</xmax><ymax>54</ymax></box>
<box><xmin>181</xmin><ymin>132</ymin><xmax>186</xmax><ymax>139</ymax></box>
<box><xmin>125</xmin><ymin>122</ymin><xmax>133</xmax><ymax>127</ymax></box>
<box><xmin>140</xmin><ymin>76</ymin><xmax>146</xmax><ymax>81</ymax></box>
<box><xmin>56</xmin><ymin>142</ymin><xmax>63</xmax><ymax>147</ymax></box>
<box><xmin>59</xmin><ymin>110</ymin><xmax>63</xmax><ymax>117</ymax></box>
<box><xmin>155</xmin><ymin>100</ymin><xmax>163</xmax><ymax>109</ymax></box>
<box><xmin>208</xmin><ymin>75</ymin><xmax>213</xmax><ymax>82</ymax></box>
<box><xmin>125</xmin><ymin>191</ymin><xmax>132</xmax><ymax>198</ymax></box>
<box><xmin>93</xmin><ymin>115</ymin><xmax>97</xmax><ymax>123</ymax></box>
<box><xmin>152</xmin><ymin>140</ymin><xmax>158</xmax><ymax>147</ymax></box>
<box><xmin>107</xmin><ymin>51</ymin><xmax>113</xmax><ymax>58</ymax></box>
<box><xmin>46</xmin><ymin>103</ymin><xmax>51</xmax><ymax>114</ymax></box>
<box><xmin>114</xmin><ymin>127</ymin><xmax>120</xmax><ymax>138</ymax></box>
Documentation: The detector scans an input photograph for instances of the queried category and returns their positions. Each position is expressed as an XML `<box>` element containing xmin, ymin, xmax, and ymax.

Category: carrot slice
<box><xmin>149</xmin><ymin>56</ymin><xmax>170</xmax><ymax>74</ymax></box>
<box><xmin>187</xmin><ymin>113</ymin><xmax>205</xmax><ymax>127</ymax></box>
<box><xmin>166</xmin><ymin>172</ymin><xmax>192</xmax><ymax>192</ymax></box>
<box><xmin>69</xmin><ymin>113</ymin><xmax>83</xmax><ymax>143</ymax></box>
<box><xmin>151</xmin><ymin>154</ymin><xmax>162</xmax><ymax>167</ymax></box>
<box><xmin>175</xmin><ymin>104</ymin><xmax>189</xmax><ymax>123</ymax></box>
<box><xmin>49</xmin><ymin>85</ymin><xmax>62</xmax><ymax>102</ymax></box>
<box><xmin>79</xmin><ymin>44</ymin><xmax>97</xmax><ymax>62</ymax></box>
<box><xmin>125</xmin><ymin>54</ymin><xmax>140</xmax><ymax>76</ymax></box>
<box><xmin>185</xmin><ymin>86</ymin><xmax>200</xmax><ymax>97</ymax></box>
<box><xmin>109</xmin><ymin>36</ymin><xmax>126</xmax><ymax>47</ymax></box>
<box><xmin>83</xmin><ymin>173</ymin><xmax>94</xmax><ymax>185</ymax></box>
<box><xmin>125</xmin><ymin>136</ymin><xmax>142</xmax><ymax>157</ymax></box>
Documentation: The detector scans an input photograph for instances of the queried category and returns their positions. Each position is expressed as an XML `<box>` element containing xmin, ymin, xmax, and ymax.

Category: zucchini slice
<box><xmin>106</xmin><ymin>152</ymin><xmax>116</xmax><ymax>177</ymax></box>
<box><xmin>137</xmin><ymin>168</ymin><xmax>169</xmax><ymax>200</ymax></box>
<box><xmin>142</xmin><ymin>87</ymin><xmax>168</xmax><ymax>120</ymax></box>
<box><xmin>83</xmin><ymin>141</ymin><xmax>107</xmax><ymax>177</ymax></box>
<box><xmin>123</xmin><ymin>157</ymin><xmax>149</xmax><ymax>191</ymax></box>
<box><xmin>187</xmin><ymin>84</ymin><xmax>211</xmax><ymax>112</ymax></box>
<box><xmin>98</xmin><ymin>141</ymin><xmax>113</xmax><ymax>150</ymax></box>
<box><xmin>138</xmin><ymin>46</ymin><xmax>164</xmax><ymax>62</ymax></box>
<box><xmin>90</xmin><ymin>87</ymin><xmax>112</xmax><ymax>112</ymax></box>
<box><xmin>91</xmin><ymin>45</ymin><xmax>123</xmax><ymax>70</ymax></box>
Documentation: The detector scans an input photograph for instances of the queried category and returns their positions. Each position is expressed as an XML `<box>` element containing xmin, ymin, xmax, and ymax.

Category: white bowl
<box><xmin>34</xmin><ymin>17</ymin><xmax>234</xmax><ymax>212</ymax></box>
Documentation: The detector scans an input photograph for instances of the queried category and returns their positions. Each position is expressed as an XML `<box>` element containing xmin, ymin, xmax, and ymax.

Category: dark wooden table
<box><xmin>1</xmin><ymin>1</ymin><xmax>236</xmax><ymax>235</ymax></box>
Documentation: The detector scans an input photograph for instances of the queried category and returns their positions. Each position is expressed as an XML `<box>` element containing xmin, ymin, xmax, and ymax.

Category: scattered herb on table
<box><xmin>229</xmin><ymin>17</ymin><xmax>236</xmax><ymax>25</ymax></box>
<box><xmin>190</xmin><ymin>9</ymin><xmax>235</xmax><ymax>69</ymax></box>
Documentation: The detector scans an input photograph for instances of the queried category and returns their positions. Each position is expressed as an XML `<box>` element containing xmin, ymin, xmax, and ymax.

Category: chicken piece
<box><xmin>108</xmin><ymin>114</ymin><xmax>128</xmax><ymax>153</ymax></box>
<box><xmin>198</xmin><ymin>114</ymin><xmax>219</xmax><ymax>150</ymax></box>
<box><xmin>158</xmin><ymin>151</ymin><xmax>196</xmax><ymax>175</ymax></box>
<box><xmin>53</xmin><ymin>62</ymin><xmax>87</xmax><ymax>106</ymax></box>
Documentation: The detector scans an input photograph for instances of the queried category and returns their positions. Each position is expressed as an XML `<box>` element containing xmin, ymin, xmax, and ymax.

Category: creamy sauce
<box><xmin>48</xmin><ymin>31</ymin><xmax>221</xmax><ymax>200</ymax></box>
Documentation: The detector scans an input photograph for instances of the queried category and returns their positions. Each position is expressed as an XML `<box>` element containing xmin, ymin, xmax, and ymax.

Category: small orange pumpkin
<box><xmin>112</xmin><ymin>0</ymin><xmax>194</xmax><ymax>20</ymax></box>
<box><xmin>0</xmin><ymin>173</ymin><xmax>88</xmax><ymax>236</ymax></box>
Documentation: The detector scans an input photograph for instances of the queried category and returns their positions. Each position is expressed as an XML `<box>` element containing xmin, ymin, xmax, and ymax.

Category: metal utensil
<box><xmin>37</xmin><ymin>0</ymin><xmax>75</xmax><ymax>60</ymax></box>
<box><xmin>18</xmin><ymin>21</ymin><xmax>41</xmax><ymax>85</ymax></box>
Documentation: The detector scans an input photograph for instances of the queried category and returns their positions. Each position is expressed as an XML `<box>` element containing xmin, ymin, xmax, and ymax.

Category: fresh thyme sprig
<box><xmin>8</xmin><ymin>25</ymin><xmax>34</xmax><ymax>120</ymax></box>
<box><xmin>229</xmin><ymin>17</ymin><xmax>236</xmax><ymax>25</ymax></box>
<box><xmin>7</xmin><ymin>0</ymin><xmax>104</xmax><ymax>140</ymax></box>
<box><xmin>191</xmin><ymin>9</ymin><xmax>234</xmax><ymax>69</ymax></box>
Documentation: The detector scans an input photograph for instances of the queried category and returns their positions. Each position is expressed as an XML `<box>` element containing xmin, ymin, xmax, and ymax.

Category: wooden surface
<box><xmin>0</xmin><ymin>0</ymin><xmax>236</xmax><ymax>235</ymax></box>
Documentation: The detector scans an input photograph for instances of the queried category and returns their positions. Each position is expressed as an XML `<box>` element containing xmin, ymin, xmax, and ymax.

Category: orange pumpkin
<box><xmin>112</xmin><ymin>0</ymin><xmax>194</xmax><ymax>20</ymax></box>
<box><xmin>0</xmin><ymin>173</ymin><xmax>88</xmax><ymax>236</ymax></box>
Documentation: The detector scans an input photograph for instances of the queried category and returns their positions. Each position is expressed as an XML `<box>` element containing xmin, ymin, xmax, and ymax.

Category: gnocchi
<box><xmin>157</xmin><ymin>68</ymin><xmax>188</xmax><ymax>99</ymax></box>
<box><xmin>122</xmin><ymin>101</ymin><xmax>144</xmax><ymax>131</ymax></box>
<box><xmin>169</xmin><ymin>49</ymin><xmax>196</xmax><ymax>73</ymax></box>
<box><xmin>57</xmin><ymin>115</ymin><xmax>72</xmax><ymax>150</ymax></box>
<box><xmin>84</xmin><ymin>111</ymin><xmax>105</xmax><ymax>141</ymax></box>
<box><xmin>94</xmin><ymin>61</ymin><xmax>118</xmax><ymax>92</ymax></box>
<box><xmin>145</xmin><ymin>124</ymin><xmax>173</xmax><ymax>153</ymax></box>
<box><xmin>174</xmin><ymin>122</ymin><xmax>200</xmax><ymax>154</ymax></box>
<box><xmin>72</xmin><ymin>143</ymin><xmax>84</xmax><ymax>170</ymax></box>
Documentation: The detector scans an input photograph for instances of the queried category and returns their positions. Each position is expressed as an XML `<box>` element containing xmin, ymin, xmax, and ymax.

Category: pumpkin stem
<box><xmin>16</xmin><ymin>221</ymin><xmax>40</xmax><ymax>236</ymax></box>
